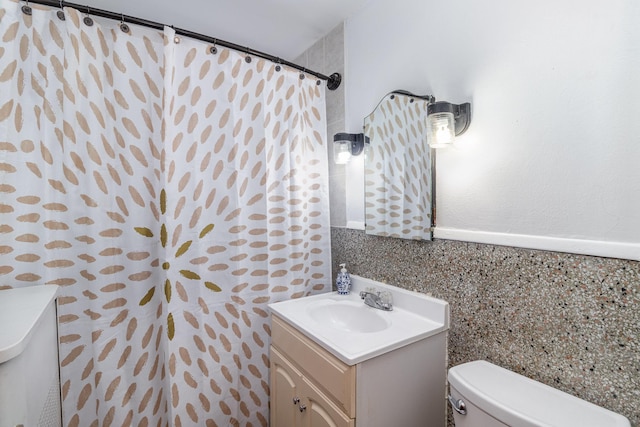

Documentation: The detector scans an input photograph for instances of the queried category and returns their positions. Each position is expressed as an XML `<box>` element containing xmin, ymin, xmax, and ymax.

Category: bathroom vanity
<box><xmin>270</xmin><ymin>316</ymin><xmax>356</xmax><ymax>426</ymax></box>
<box><xmin>269</xmin><ymin>276</ymin><xmax>449</xmax><ymax>427</ymax></box>
<box><xmin>0</xmin><ymin>285</ymin><xmax>61</xmax><ymax>427</ymax></box>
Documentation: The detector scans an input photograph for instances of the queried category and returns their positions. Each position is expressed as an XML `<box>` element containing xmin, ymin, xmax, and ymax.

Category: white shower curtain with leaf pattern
<box><xmin>0</xmin><ymin>1</ymin><xmax>331</xmax><ymax>425</ymax></box>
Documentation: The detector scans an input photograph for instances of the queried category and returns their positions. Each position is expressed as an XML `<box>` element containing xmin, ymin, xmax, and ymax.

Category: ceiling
<box><xmin>73</xmin><ymin>0</ymin><xmax>369</xmax><ymax>61</ymax></box>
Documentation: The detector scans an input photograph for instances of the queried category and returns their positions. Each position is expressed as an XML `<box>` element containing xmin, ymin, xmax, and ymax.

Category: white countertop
<box><xmin>0</xmin><ymin>285</ymin><xmax>59</xmax><ymax>364</ymax></box>
<box><xmin>269</xmin><ymin>275</ymin><xmax>449</xmax><ymax>365</ymax></box>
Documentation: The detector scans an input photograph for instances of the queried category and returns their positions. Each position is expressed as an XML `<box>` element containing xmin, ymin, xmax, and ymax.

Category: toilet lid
<box><xmin>448</xmin><ymin>360</ymin><xmax>630</xmax><ymax>427</ymax></box>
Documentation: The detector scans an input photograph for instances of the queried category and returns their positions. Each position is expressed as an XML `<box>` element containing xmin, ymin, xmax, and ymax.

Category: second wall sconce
<box><xmin>427</xmin><ymin>101</ymin><xmax>472</xmax><ymax>148</ymax></box>
<box><xmin>333</xmin><ymin>97</ymin><xmax>471</xmax><ymax>164</ymax></box>
<box><xmin>333</xmin><ymin>132</ymin><xmax>369</xmax><ymax>164</ymax></box>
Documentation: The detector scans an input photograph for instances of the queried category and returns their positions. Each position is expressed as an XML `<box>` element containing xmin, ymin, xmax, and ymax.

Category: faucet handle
<box><xmin>379</xmin><ymin>290</ymin><xmax>393</xmax><ymax>307</ymax></box>
<box><xmin>360</xmin><ymin>289</ymin><xmax>378</xmax><ymax>298</ymax></box>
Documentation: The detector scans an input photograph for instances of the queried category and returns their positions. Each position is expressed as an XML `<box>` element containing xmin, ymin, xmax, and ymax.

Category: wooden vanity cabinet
<box><xmin>270</xmin><ymin>313</ymin><xmax>448</xmax><ymax>427</ymax></box>
<box><xmin>270</xmin><ymin>348</ymin><xmax>299</xmax><ymax>427</ymax></box>
<box><xmin>270</xmin><ymin>315</ymin><xmax>355</xmax><ymax>427</ymax></box>
<box><xmin>271</xmin><ymin>348</ymin><xmax>354</xmax><ymax>427</ymax></box>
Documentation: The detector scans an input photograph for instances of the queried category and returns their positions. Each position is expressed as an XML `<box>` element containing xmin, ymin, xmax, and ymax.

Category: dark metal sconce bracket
<box><xmin>333</xmin><ymin>132</ymin><xmax>369</xmax><ymax>157</ymax></box>
<box><xmin>453</xmin><ymin>103</ymin><xmax>471</xmax><ymax>136</ymax></box>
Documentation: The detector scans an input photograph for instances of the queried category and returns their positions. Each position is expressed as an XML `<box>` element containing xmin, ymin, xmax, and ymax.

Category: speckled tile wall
<box><xmin>331</xmin><ymin>228</ymin><xmax>640</xmax><ymax>426</ymax></box>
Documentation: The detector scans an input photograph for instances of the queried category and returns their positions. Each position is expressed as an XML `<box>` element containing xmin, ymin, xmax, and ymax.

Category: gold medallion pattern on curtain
<box><xmin>0</xmin><ymin>1</ymin><xmax>331</xmax><ymax>425</ymax></box>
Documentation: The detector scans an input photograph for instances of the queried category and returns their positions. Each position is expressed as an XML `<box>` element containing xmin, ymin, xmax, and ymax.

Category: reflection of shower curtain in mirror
<box><xmin>364</xmin><ymin>93</ymin><xmax>432</xmax><ymax>240</ymax></box>
<box><xmin>0</xmin><ymin>2</ymin><xmax>331</xmax><ymax>425</ymax></box>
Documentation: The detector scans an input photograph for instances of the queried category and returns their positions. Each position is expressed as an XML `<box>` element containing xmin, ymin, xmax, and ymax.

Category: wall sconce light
<box><xmin>427</xmin><ymin>101</ymin><xmax>472</xmax><ymax>148</ymax></box>
<box><xmin>333</xmin><ymin>132</ymin><xmax>369</xmax><ymax>164</ymax></box>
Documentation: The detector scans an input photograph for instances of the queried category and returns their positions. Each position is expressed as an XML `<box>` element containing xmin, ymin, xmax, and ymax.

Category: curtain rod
<box><xmin>19</xmin><ymin>0</ymin><xmax>343</xmax><ymax>90</ymax></box>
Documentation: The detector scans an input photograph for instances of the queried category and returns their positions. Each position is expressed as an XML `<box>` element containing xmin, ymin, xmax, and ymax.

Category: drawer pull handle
<box><xmin>293</xmin><ymin>397</ymin><xmax>300</xmax><ymax>405</ymax></box>
<box><xmin>299</xmin><ymin>404</ymin><xmax>307</xmax><ymax>412</ymax></box>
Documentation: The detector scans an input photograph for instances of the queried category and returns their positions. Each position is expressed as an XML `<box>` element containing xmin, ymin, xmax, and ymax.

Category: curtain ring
<box><xmin>120</xmin><ymin>13</ymin><xmax>130</xmax><ymax>33</ymax></box>
<box><xmin>56</xmin><ymin>0</ymin><xmax>65</xmax><ymax>20</ymax></box>
<box><xmin>83</xmin><ymin>5</ymin><xmax>93</xmax><ymax>26</ymax></box>
<box><xmin>299</xmin><ymin>68</ymin><xmax>306</xmax><ymax>80</ymax></box>
<box><xmin>209</xmin><ymin>38</ymin><xmax>217</xmax><ymax>55</ymax></box>
<box><xmin>245</xmin><ymin>47</ymin><xmax>252</xmax><ymax>63</ymax></box>
<box><xmin>275</xmin><ymin>58</ymin><xmax>282</xmax><ymax>72</ymax></box>
<box><xmin>170</xmin><ymin>25</ymin><xmax>180</xmax><ymax>44</ymax></box>
<box><xmin>21</xmin><ymin>0</ymin><xmax>32</xmax><ymax>16</ymax></box>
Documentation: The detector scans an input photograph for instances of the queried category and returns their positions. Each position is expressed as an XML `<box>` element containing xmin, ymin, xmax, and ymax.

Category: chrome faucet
<box><xmin>359</xmin><ymin>290</ymin><xmax>393</xmax><ymax>311</ymax></box>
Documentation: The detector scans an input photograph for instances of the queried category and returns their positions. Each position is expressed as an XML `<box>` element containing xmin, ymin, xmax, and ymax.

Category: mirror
<box><xmin>364</xmin><ymin>91</ymin><xmax>434</xmax><ymax>240</ymax></box>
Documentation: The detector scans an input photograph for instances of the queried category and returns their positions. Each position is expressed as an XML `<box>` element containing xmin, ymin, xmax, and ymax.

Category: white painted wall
<box><xmin>344</xmin><ymin>0</ymin><xmax>640</xmax><ymax>260</ymax></box>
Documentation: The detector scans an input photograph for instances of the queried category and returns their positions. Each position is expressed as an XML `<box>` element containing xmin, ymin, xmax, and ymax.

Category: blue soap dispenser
<box><xmin>336</xmin><ymin>263</ymin><xmax>351</xmax><ymax>295</ymax></box>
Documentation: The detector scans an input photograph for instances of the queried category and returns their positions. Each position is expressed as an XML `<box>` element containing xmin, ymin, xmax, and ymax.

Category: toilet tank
<box><xmin>448</xmin><ymin>360</ymin><xmax>630</xmax><ymax>427</ymax></box>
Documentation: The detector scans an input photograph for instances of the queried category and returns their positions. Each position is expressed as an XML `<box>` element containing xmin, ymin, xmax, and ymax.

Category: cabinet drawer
<box><xmin>271</xmin><ymin>315</ymin><xmax>356</xmax><ymax>417</ymax></box>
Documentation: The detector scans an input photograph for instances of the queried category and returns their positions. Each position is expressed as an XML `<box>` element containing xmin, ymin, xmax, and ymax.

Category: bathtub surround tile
<box><xmin>323</xmin><ymin>25</ymin><xmax>345</xmax><ymax>128</ymax></box>
<box><xmin>294</xmin><ymin>51</ymin><xmax>308</xmax><ymax>68</ymax></box>
<box><xmin>327</xmin><ymin>70</ymin><xmax>345</xmax><ymax>113</ymax></box>
<box><xmin>331</xmin><ymin>227</ymin><xmax>640</xmax><ymax>426</ymax></box>
<box><xmin>325</xmin><ymin>67</ymin><xmax>345</xmax><ymax>127</ymax></box>
<box><xmin>325</xmin><ymin>23</ymin><xmax>345</xmax><ymax>74</ymax></box>
<box><xmin>300</xmin><ymin>21</ymin><xmax>347</xmax><ymax>227</ymax></box>
<box><xmin>306</xmin><ymin>37</ymin><xmax>325</xmax><ymax>76</ymax></box>
<box><xmin>328</xmin><ymin>120</ymin><xmax>347</xmax><ymax>227</ymax></box>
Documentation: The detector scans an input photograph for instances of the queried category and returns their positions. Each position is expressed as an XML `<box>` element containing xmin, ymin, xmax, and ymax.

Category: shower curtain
<box><xmin>0</xmin><ymin>1</ymin><xmax>331</xmax><ymax>425</ymax></box>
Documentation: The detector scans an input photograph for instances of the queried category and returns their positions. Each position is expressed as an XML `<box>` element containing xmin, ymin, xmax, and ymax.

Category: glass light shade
<box><xmin>363</xmin><ymin>141</ymin><xmax>372</xmax><ymax>162</ymax></box>
<box><xmin>334</xmin><ymin>141</ymin><xmax>352</xmax><ymax>164</ymax></box>
<box><xmin>428</xmin><ymin>112</ymin><xmax>455</xmax><ymax>148</ymax></box>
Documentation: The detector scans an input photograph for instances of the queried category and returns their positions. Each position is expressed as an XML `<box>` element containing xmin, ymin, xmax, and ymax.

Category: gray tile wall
<box><xmin>331</xmin><ymin>228</ymin><xmax>640</xmax><ymax>426</ymax></box>
<box><xmin>295</xmin><ymin>23</ymin><xmax>347</xmax><ymax>227</ymax></box>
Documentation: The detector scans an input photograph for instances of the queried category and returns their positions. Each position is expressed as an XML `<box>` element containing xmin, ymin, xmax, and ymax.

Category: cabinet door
<box><xmin>270</xmin><ymin>347</ymin><xmax>302</xmax><ymax>427</ymax></box>
<box><xmin>271</xmin><ymin>315</ymin><xmax>356</xmax><ymax>417</ymax></box>
<box><xmin>300</xmin><ymin>377</ymin><xmax>354</xmax><ymax>427</ymax></box>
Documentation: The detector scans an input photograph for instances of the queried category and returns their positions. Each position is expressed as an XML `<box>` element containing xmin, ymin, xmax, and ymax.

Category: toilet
<box><xmin>448</xmin><ymin>360</ymin><xmax>630</xmax><ymax>427</ymax></box>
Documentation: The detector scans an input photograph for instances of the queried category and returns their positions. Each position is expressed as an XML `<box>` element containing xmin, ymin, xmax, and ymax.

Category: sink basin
<box><xmin>308</xmin><ymin>300</ymin><xmax>391</xmax><ymax>333</ymax></box>
<box><xmin>269</xmin><ymin>275</ymin><xmax>449</xmax><ymax>365</ymax></box>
